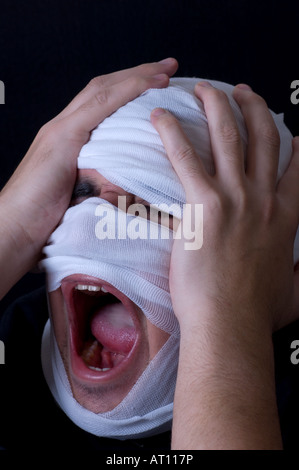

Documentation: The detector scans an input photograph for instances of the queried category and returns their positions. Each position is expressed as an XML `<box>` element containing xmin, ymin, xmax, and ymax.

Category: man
<box><xmin>1</xmin><ymin>58</ymin><xmax>299</xmax><ymax>450</ymax></box>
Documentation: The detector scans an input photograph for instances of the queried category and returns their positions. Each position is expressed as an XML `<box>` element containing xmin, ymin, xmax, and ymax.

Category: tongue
<box><xmin>90</xmin><ymin>303</ymin><xmax>137</xmax><ymax>354</ymax></box>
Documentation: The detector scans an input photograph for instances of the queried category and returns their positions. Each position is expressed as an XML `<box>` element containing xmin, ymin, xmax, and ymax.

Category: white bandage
<box><xmin>41</xmin><ymin>77</ymin><xmax>298</xmax><ymax>440</ymax></box>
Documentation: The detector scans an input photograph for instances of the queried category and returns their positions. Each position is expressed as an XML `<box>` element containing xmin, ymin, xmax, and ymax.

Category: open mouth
<box><xmin>61</xmin><ymin>275</ymin><xmax>141</xmax><ymax>383</ymax></box>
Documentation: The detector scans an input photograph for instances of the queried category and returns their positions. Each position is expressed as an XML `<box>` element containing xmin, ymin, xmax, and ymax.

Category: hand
<box><xmin>151</xmin><ymin>82</ymin><xmax>299</xmax><ymax>449</ymax></box>
<box><xmin>151</xmin><ymin>82</ymin><xmax>299</xmax><ymax>334</ymax></box>
<box><xmin>0</xmin><ymin>58</ymin><xmax>178</xmax><ymax>298</ymax></box>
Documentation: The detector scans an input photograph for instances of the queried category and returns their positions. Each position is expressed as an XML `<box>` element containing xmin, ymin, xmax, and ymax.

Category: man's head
<box><xmin>47</xmin><ymin>169</ymin><xmax>171</xmax><ymax>413</ymax></box>
<box><xmin>41</xmin><ymin>78</ymin><xmax>294</xmax><ymax>439</ymax></box>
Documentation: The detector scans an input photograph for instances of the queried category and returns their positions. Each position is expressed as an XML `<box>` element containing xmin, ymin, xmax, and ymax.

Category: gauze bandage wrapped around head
<box><xmin>41</xmin><ymin>77</ymin><xmax>299</xmax><ymax>441</ymax></box>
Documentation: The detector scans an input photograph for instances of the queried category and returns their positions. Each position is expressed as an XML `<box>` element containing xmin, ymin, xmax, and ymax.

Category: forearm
<box><xmin>172</xmin><ymin>317</ymin><xmax>283</xmax><ymax>450</ymax></box>
<box><xmin>0</xmin><ymin>60</ymin><xmax>178</xmax><ymax>302</ymax></box>
<box><xmin>0</xmin><ymin>200</ymin><xmax>40</xmax><ymax>300</ymax></box>
<box><xmin>151</xmin><ymin>76</ymin><xmax>299</xmax><ymax>451</ymax></box>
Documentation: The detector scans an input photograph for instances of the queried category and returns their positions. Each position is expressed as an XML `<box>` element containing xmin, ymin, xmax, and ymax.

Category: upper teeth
<box><xmin>75</xmin><ymin>284</ymin><xmax>108</xmax><ymax>293</ymax></box>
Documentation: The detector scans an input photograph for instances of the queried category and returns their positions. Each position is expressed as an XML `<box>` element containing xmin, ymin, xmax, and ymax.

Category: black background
<box><xmin>0</xmin><ymin>0</ymin><xmax>298</xmax><ymax>312</ymax></box>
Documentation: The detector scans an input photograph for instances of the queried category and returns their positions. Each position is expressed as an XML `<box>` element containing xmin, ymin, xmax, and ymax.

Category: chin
<box><xmin>48</xmin><ymin>274</ymin><xmax>168</xmax><ymax>413</ymax></box>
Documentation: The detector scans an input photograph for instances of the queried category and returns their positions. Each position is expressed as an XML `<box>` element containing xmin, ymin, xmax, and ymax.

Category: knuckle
<box><xmin>94</xmin><ymin>88</ymin><xmax>109</xmax><ymax>106</ymax></box>
<box><xmin>217</xmin><ymin>122</ymin><xmax>240</xmax><ymax>144</ymax></box>
<box><xmin>38</xmin><ymin>122</ymin><xmax>50</xmax><ymax>137</ymax></box>
<box><xmin>123</xmin><ymin>75</ymin><xmax>143</xmax><ymax>95</ymax></box>
<box><xmin>132</xmin><ymin>74</ymin><xmax>146</xmax><ymax>90</ymax></box>
<box><xmin>207</xmin><ymin>191</ymin><xmax>228</xmax><ymax>215</ymax></box>
<box><xmin>258</xmin><ymin>122</ymin><xmax>280</xmax><ymax>149</ymax></box>
<box><xmin>38</xmin><ymin>120</ymin><xmax>59</xmax><ymax>140</ymax></box>
<box><xmin>136</xmin><ymin>61</ymin><xmax>167</xmax><ymax>75</ymax></box>
<box><xmin>88</xmin><ymin>75</ymin><xmax>106</xmax><ymax>90</ymax></box>
<box><xmin>212</xmin><ymin>88</ymin><xmax>227</xmax><ymax>101</ymax></box>
<box><xmin>174</xmin><ymin>145</ymin><xmax>196</xmax><ymax>164</ymax></box>
<box><xmin>130</xmin><ymin>74</ymin><xmax>153</xmax><ymax>92</ymax></box>
<box><xmin>158</xmin><ymin>113</ymin><xmax>177</xmax><ymax>130</ymax></box>
<box><xmin>207</xmin><ymin>184</ymin><xmax>249</xmax><ymax>221</ymax></box>
<box><xmin>206</xmin><ymin>87</ymin><xmax>230</xmax><ymax>105</ymax></box>
<box><xmin>34</xmin><ymin>121</ymin><xmax>64</xmax><ymax>157</ymax></box>
<box><xmin>172</xmin><ymin>146</ymin><xmax>199</xmax><ymax>180</ymax></box>
<box><xmin>234</xmin><ymin>185</ymin><xmax>249</xmax><ymax>212</ymax></box>
<box><xmin>130</xmin><ymin>74</ymin><xmax>167</xmax><ymax>94</ymax></box>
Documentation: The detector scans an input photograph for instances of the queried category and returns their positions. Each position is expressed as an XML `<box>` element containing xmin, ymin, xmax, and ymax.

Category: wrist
<box><xmin>177</xmin><ymin>292</ymin><xmax>274</xmax><ymax>339</ymax></box>
<box><xmin>178</xmin><ymin>303</ymin><xmax>275</xmax><ymax>378</ymax></box>
<box><xmin>179</xmin><ymin>313</ymin><xmax>274</xmax><ymax>379</ymax></box>
<box><xmin>173</xmin><ymin>309</ymin><xmax>281</xmax><ymax>449</ymax></box>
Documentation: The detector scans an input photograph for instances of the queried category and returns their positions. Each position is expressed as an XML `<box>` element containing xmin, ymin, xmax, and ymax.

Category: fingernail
<box><xmin>196</xmin><ymin>81</ymin><xmax>213</xmax><ymax>88</ymax></box>
<box><xmin>151</xmin><ymin>108</ymin><xmax>166</xmax><ymax>117</ymax></box>
<box><xmin>236</xmin><ymin>83</ymin><xmax>252</xmax><ymax>91</ymax></box>
<box><xmin>159</xmin><ymin>58</ymin><xmax>175</xmax><ymax>64</ymax></box>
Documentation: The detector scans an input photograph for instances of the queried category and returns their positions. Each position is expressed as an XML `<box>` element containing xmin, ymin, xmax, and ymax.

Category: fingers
<box><xmin>233</xmin><ymin>85</ymin><xmax>280</xmax><ymax>192</ymax></box>
<box><xmin>152</xmin><ymin>80</ymin><xmax>289</xmax><ymax>208</ymax></box>
<box><xmin>151</xmin><ymin>81</ymin><xmax>247</xmax><ymax>200</ymax></box>
<box><xmin>56</xmin><ymin>58</ymin><xmax>178</xmax><ymax>120</ymax></box>
<box><xmin>195</xmin><ymin>82</ymin><xmax>245</xmax><ymax>188</ymax></box>
<box><xmin>151</xmin><ymin>108</ymin><xmax>211</xmax><ymax>200</ymax></box>
<box><xmin>63</xmin><ymin>73</ymin><xmax>173</xmax><ymax>140</ymax></box>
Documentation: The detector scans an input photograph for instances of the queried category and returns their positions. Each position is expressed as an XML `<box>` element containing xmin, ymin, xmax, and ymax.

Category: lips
<box><xmin>61</xmin><ymin>275</ymin><xmax>141</xmax><ymax>384</ymax></box>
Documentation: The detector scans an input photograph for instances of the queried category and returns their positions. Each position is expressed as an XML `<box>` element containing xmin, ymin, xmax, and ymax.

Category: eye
<box><xmin>133</xmin><ymin>198</ymin><xmax>151</xmax><ymax>217</ymax></box>
<box><xmin>70</xmin><ymin>180</ymin><xmax>100</xmax><ymax>206</ymax></box>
